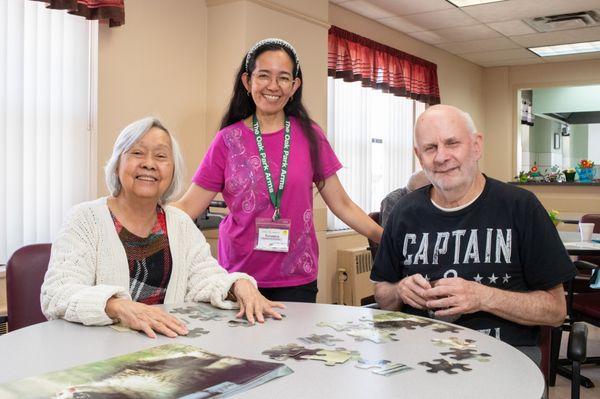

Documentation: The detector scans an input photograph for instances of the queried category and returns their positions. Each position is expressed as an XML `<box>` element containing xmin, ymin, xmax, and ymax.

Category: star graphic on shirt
<box><xmin>424</xmin><ymin>274</ymin><xmax>430</xmax><ymax>282</ymax></box>
<box><xmin>488</xmin><ymin>274</ymin><xmax>498</xmax><ymax>284</ymax></box>
<box><xmin>502</xmin><ymin>274</ymin><xmax>511</xmax><ymax>284</ymax></box>
<box><xmin>473</xmin><ymin>274</ymin><xmax>483</xmax><ymax>283</ymax></box>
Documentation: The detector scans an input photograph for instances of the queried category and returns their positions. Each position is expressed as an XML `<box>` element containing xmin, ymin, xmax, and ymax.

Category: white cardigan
<box><xmin>41</xmin><ymin>197</ymin><xmax>255</xmax><ymax>326</ymax></box>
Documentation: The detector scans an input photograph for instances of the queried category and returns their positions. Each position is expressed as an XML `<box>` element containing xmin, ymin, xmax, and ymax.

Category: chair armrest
<box><xmin>573</xmin><ymin>260</ymin><xmax>598</xmax><ymax>271</ymax></box>
<box><xmin>567</xmin><ymin>322</ymin><xmax>588</xmax><ymax>362</ymax></box>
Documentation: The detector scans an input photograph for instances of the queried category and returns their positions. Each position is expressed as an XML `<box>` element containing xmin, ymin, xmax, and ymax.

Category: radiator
<box><xmin>337</xmin><ymin>247</ymin><xmax>374</xmax><ymax>306</ymax></box>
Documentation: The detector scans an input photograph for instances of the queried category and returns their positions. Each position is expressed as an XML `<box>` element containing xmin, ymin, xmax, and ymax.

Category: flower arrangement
<box><xmin>577</xmin><ymin>159</ymin><xmax>595</xmax><ymax>169</ymax></box>
<box><xmin>576</xmin><ymin>159</ymin><xmax>596</xmax><ymax>182</ymax></box>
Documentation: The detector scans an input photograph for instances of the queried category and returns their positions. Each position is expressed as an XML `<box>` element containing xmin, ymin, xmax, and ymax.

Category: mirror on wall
<box><xmin>517</xmin><ymin>85</ymin><xmax>600</xmax><ymax>182</ymax></box>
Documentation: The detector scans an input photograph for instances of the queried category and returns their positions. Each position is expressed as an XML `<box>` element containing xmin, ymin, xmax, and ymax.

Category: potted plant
<box><xmin>563</xmin><ymin>168</ymin><xmax>576</xmax><ymax>182</ymax></box>
<box><xmin>575</xmin><ymin>159</ymin><xmax>595</xmax><ymax>182</ymax></box>
<box><xmin>548</xmin><ymin>209</ymin><xmax>561</xmax><ymax>227</ymax></box>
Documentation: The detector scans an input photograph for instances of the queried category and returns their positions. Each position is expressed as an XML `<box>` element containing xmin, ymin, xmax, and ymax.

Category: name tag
<box><xmin>254</xmin><ymin>218</ymin><xmax>291</xmax><ymax>252</ymax></box>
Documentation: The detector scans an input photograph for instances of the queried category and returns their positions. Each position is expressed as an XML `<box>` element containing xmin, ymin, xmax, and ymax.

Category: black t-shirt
<box><xmin>371</xmin><ymin>176</ymin><xmax>576</xmax><ymax>347</ymax></box>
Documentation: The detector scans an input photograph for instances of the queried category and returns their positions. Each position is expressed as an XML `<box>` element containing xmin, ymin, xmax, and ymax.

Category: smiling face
<box><xmin>116</xmin><ymin>127</ymin><xmax>174</xmax><ymax>203</ymax></box>
<box><xmin>414</xmin><ymin>106</ymin><xmax>482</xmax><ymax>195</ymax></box>
<box><xmin>241</xmin><ymin>49</ymin><xmax>301</xmax><ymax>117</ymax></box>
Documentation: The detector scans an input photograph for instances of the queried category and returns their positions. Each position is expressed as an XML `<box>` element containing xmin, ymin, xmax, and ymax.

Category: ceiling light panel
<box><xmin>446</xmin><ymin>0</ymin><xmax>505</xmax><ymax>7</ymax></box>
<box><xmin>529</xmin><ymin>40</ymin><xmax>600</xmax><ymax>56</ymax></box>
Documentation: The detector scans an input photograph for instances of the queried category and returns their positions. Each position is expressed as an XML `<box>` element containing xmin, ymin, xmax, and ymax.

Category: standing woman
<box><xmin>174</xmin><ymin>38</ymin><xmax>382</xmax><ymax>303</ymax></box>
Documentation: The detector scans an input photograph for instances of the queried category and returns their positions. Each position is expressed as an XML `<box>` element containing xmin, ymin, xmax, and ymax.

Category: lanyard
<box><xmin>252</xmin><ymin>114</ymin><xmax>291</xmax><ymax>221</ymax></box>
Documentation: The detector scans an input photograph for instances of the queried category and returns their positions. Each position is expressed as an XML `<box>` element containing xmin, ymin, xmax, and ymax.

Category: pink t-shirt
<box><xmin>193</xmin><ymin>117</ymin><xmax>342</xmax><ymax>288</ymax></box>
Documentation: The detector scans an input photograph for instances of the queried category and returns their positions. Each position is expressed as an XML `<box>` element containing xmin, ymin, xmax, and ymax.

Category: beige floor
<box><xmin>550</xmin><ymin>324</ymin><xmax>600</xmax><ymax>399</ymax></box>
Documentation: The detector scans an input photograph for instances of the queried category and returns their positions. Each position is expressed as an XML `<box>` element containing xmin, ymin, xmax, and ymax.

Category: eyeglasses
<box><xmin>251</xmin><ymin>72</ymin><xmax>294</xmax><ymax>89</ymax></box>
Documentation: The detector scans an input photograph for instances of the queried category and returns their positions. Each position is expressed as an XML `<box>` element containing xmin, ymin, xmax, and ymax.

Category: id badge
<box><xmin>254</xmin><ymin>217</ymin><xmax>291</xmax><ymax>252</ymax></box>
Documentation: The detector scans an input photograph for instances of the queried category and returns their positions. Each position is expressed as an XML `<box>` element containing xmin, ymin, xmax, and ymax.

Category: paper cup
<box><xmin>579</xmin><ymin>222</ymin><xmax>595</xmax><ymax>242</ymax></box>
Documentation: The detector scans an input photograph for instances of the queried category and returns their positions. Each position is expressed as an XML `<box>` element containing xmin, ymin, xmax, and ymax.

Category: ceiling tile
<box><xmin>367</xmin><ymin>0</ymin><xmax>454</xmax><ymax>16</ymax></box>
<box><xmin>339</xmin><ymin>0</ymin><xmax>396</xmax><ymax>20</ymax></box>
<box><xmin>510</xmin><ymin>26</ymin><xmax>600</xmax><ymax>47</ymax></box>
<box><xmin>406</xmin><ymin>30</ymin><xmax>449</xmax><ymax>45</ymax></box>
<box><xmin>378</xmin><ymin>16</ymin><xmax>428</xmax><ymax>33</ymax></box>
<box><xmin>475</xmin><ymin>57</ymin><xmax>545</xmax><ymax>67</ymax></box>
<box><xmin>436</xmin><ymin>37</ymin><xmax>521</xmax><ymax>54</ymax></box>
<box><xmin>400</xmin><ymin>8</ymin><xmax>480</xmax><ymax>31</ymax></box>
<box><xmin>460</xmin><ymin>48</ymin><xmax>539</xmax><ymax>63</ymax></box>
<box><xmin>461</xmin><ymin>0</ymin><xmax>600</xmax><ymax>23</ymax></box>
<box><xmin>429</xmin><ymin>24</ymin><xmax>502</xmax><ymax>42</ymax></box>
<box><xmin>487</xmin><ymin>20</ymin><xmax>537</xmax><ymax>36</ymax></box>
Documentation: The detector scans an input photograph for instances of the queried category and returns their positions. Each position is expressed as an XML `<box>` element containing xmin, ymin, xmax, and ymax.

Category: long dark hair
<box><xmin>220</xmin><ymin>42</ymin><xmax>324</xmax><ymax>190</ymax></box>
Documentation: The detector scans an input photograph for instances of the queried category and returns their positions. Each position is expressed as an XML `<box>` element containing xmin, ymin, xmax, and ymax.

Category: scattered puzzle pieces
<box><xmin>355</xmin><ymin>358</ymin><xmax>413</xmax><ymax>376</ymax></box>
<box><xmin>432</xmin><ymin>337</ymin><xmax>477</xmax><ymax>350</ymax></box>
<box><xmin>228</xmin><ymin>319</ymin><xmax>253</xmax><ymax>328</ymax></box>
<box><xmin>302</xmin><ymin>348</ymin><xmax>356</xmax><ymax>366</ymax></box>
<box><xmin>346</xmin><ymin>328</ymin><xmax>399</xmax><ymax>344</ymax></box>
<box><xmin>262</xmin><ymin>344</ymin><xmax>322</xmax><ymax>361</ymax></box>
<box><xmin>185</xmin><ymin>327</ymin><xmax>210</xmax><ymax>338</ymax></box>
<box><xmin>440</xmin><ymin>348</ymin><xmax>491</xmax><ymax>362</ymax></box>
<box><xmin>418</xmin><ymin>359</ymin><xmax>472</xmax><ymax>374</ymax></box>
<box><xmin>170</xmin><ymin>303</ymin><xmax>229</xmax><ymax>321</ymax></box>
<box><xmin>317</xmin><ymin>321</ymin><xmax>373</xmax><ymax>332</ymax></box>
<box><xmin>298</xmin><ymin>334</ymin><xmax>344</xmax><ymax>346</ymax></box>
<box><xmin>430</xmin><ymin>323</ymin><xmax>463</xmax><ymax>333</ymax></box>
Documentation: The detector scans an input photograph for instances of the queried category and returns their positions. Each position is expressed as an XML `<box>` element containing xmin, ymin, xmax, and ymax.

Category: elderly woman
<box><xmin>41</xmin><ymin>117</ymin><xmax>283</xmax><ymax>338</ymax></box>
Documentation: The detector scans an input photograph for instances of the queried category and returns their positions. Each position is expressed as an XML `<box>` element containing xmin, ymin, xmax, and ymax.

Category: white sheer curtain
<box><xmin>327</xmin><ymin>77</ymin><xmax>423</xmax><ymax>230</ymax></box>
<box><xmin>0</xmin><ymin>0</ymin><xmax>97</xmax><ymax>263</ymax></box>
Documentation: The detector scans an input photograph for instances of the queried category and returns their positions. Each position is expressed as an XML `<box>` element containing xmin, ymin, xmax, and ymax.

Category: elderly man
<box><xmin>380</xmin><ymin>170</ymin><xmax>429</xmax><ymax>228</ymax></box>
<box><xmin>371</xmin><ymin>105</ymin><xmax>575</xmax><ymax>362</ymax></box>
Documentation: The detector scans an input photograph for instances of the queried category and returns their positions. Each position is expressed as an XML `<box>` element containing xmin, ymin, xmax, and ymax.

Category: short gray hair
<box><xmin>415</xmin><ymin>105</ymin><xmax>478</xmax><ymax>137</ymax></box>
<box><xmin>104</xmin><ymin>117</ymin><xmax>185</xmax><ymax>204</ymax></box>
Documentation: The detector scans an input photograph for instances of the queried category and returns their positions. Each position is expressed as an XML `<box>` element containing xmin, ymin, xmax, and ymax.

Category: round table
<box><xmin>0</xmin><ymin>302</ymin><xmax>544</xmax><ymax>398</ymax></box>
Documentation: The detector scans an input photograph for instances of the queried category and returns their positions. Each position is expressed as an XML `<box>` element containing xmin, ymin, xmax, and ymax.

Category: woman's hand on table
<box><xmin>105</xmin><ymin>297</ymin><xmax>188</xmax><ymax>339</ymax></box>
<box><xmin>232</xmin><ymin>279</ymin><xmax>285</xmax><ymax>324</ymax></box>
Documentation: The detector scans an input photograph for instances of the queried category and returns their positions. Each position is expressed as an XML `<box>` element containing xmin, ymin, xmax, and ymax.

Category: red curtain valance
<box><xmin>328</xmin><ymin>26</ymin><xmax>440</xmax><ymax>105</ymax></box>
<box><xmin>32</xmin><ymin>0</ymin><xmax>125</xmax><ymax>27</ymax></box>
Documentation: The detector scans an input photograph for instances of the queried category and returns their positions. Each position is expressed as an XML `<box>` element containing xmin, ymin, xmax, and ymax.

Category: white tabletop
<box><xmin>560</xmin><ymin>231</ymin><xmax>600</xmax><ymax>254</ymax></box>
<box><xmin>0</xmin><ymin>303</ymin><xmax>544</xmax><ymax>399</ymax></box>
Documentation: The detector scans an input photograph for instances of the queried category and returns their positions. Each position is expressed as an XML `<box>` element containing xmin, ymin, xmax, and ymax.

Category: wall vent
<box><xmin>524</xmin><ymin>10</ymin><xmax>600</xmax><ymax>32</ymax></box>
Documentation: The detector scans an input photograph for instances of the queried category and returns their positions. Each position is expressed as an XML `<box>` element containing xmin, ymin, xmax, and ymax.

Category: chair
<box><xmin>578</xmin><ymin>214</ymin><xmax>600</xmax><ymax>267</ymax></box>
<box><xmin>367</xmin><ymin>212</ymin><xmax>380</xmax><ymax>261</ymax></box>
<box><xmin>5</xmin><ymin>244</ymin><xmax>51</xmax><ymax>331</ymax></box>
<box><xmin>549</xmin><ymin>259</ymin><xmax>600</xmax><ymax>391</ymax></box>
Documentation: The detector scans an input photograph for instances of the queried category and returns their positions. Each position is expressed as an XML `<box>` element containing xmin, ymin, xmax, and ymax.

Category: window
<box><xmin>0</xmin><ymin>0</ymin><xmax>98</xmax><ymax>263</ymax></box>
<box><xmin>327</xmin><ymin>77</ymin><xmax>425</xmax><ymax>230</ymax></box>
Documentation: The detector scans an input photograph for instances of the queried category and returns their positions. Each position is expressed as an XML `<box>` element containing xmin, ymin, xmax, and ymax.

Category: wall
<box><xmin>533</xmin><ymin>85</ymin><xmax>600</xmax><ymax>114</ymax></box>
<box><xmin>97</xmin><ymin>0</ymin><xmax>208</xmax><ymax>195</ymax></box>
<box><xmin>483</xmin><ymin>60</ymin><xmax>600</xmax><ymax>213</ymax></box>
<box><xmin>482</xmin><ymin>59</ymin><xmax>600</xmax><ymax>182</ymax></box>
<box><xmin>589</xmin><ymin>124</ymin><xmax>600</xmax><ymax>165</ymax></box>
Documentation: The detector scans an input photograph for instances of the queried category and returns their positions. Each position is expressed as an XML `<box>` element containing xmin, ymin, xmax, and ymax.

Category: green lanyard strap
<box><xmin>252</xmin><ymin>114</ymin><xmax>291</xmax><ymax>221</ymax></box>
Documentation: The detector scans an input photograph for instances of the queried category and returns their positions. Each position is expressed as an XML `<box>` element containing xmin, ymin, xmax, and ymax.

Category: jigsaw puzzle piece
<box><xmin>355</xmin><ymin>359</ymin><xmax>413</xmax><ymax>376</ymax></box>
<box><xmin>298</xmin><ymin>334</ymin><xmax>343</xmax><ymax>347</ymax></box>
<box><xmin>440</xmin><ymin>348</ymin><xmax>491</xmax><ymax>362</ymax></box>
<box><xmin>185</xmin><ymin>327</ymin><xmax>210</xmax><ymax>338</ymax></box>
<box><xmin>418</xmin><ymin>359</ymin><xmax>472</xmax><ymax>374</ymax></box>
<box><xmin>317</xmin><ymin>321</ymin><xmax>372</xmax><ymax>332</ymax></box>
<box><xmin>346</xmin><ymin>328</ymin><xmax>399</xmax><ymax>344</ymax></box>
<box><xmin>301</xmin><ymin>348</ymin><xmax>353</xmax><ymax>366</ymax></box>
<box><xmin>431</xmin><ymin>337</ymin><xmax>477</xmax><ymax>350</ymax></box>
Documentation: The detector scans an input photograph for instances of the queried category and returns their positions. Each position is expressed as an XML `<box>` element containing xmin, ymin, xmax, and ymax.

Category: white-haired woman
<box><xmin>41</xmin><ymin>117</ymin><xmax>283</xmax><ymax>338</ymax></box>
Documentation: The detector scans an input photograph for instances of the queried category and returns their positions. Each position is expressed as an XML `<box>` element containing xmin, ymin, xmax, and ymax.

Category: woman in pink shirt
<box><xmin>175</xmin><ymin>38</ymin><xmax>382</xmax><ymax>303</ymax></box>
